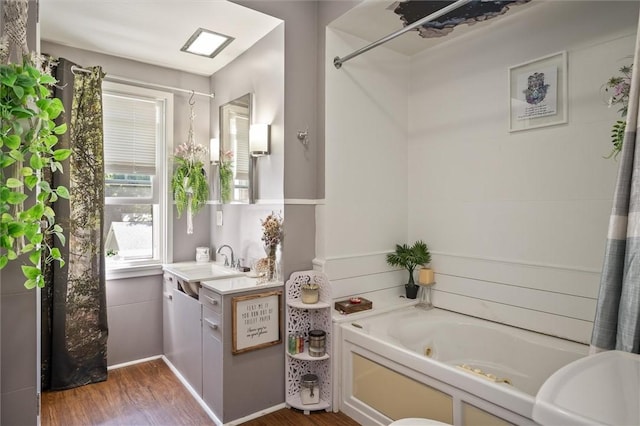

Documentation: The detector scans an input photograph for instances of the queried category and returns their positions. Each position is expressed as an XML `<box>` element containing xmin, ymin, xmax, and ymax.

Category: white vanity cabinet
<box><xmin>162</xmin><ymin>274</ymin><xmax>178</xmax><ymax>366</ymax></box>
<box><xmin>201</xmin><ymin>286</ymin><xmax>223</xmax><ymax>417</ymax></box>
<box><xmin>162</xmin><ymin>264</ymin><xmax>285</xmax><ymax>424</ymax></box>
<box><xmin>172</xmin><ymin>286</ymin><xmax>203</xmax><ymax>395</ymax></box>
<box><xmin>285</xmin><ymin>271</ymin><xmax>332</xmax><ymax>413</ymax></box>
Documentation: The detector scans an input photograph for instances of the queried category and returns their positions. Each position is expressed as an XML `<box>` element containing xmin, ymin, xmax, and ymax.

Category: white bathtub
<box><xmin>338</xmin><ymin>307</ymin><xmax>588</xmax><ymax>425</ymax></box>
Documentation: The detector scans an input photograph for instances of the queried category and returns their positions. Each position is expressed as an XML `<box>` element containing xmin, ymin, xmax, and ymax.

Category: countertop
<box><xmin>163</xmin><ymin>261</ymin><xmax>283</xmax><ymax>295</ymax></box>
<box><xmin>201</xmin><ymin>276</ymin><xmax>283</xmax><ymax>295</ymax></box>
<box><xmin>162</xmin><ymin>261</ymin><xmax>245</xmax><ymax>282</ymax></box>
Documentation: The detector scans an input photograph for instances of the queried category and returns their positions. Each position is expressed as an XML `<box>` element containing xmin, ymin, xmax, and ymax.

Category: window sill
<box><xmin>106</xmin><ymin>263</ymin><xmax>164</xmax><ymax>281</ymax></box>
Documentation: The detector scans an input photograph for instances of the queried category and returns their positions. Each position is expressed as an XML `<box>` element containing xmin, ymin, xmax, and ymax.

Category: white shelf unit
<box><xmin>285</xmin><ymin>271</ymin><xmax>332</xmax><ymax>414</ymax></box>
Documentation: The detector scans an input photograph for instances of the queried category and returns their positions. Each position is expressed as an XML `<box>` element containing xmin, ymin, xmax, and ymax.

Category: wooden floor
<box><xmin>41</xmin><ymin>359</ymin><xmax>360</xmax><ymax>426</ymax></box>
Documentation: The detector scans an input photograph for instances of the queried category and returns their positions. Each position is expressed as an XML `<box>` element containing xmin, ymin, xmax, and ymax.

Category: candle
<box><xmin>418</xmin><ymin>268</ymin><xmax>435</xmax><ymax>286</ymax></box>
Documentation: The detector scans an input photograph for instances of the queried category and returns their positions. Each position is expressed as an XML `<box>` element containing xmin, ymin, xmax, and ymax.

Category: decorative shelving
<box><xmin>285</xmin><ymin>270</ymin><xmax>332</xmax><ymax>414</ymax></box>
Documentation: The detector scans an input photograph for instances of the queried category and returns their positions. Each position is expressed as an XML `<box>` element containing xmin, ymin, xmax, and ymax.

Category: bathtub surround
<box><xmin>592</xmin><ymin>12</ymin><xmax>640</xmax><ymax>355</ymax></box>
<box><xmin>323</xmin><ymin>1</ymin><xmax>639</xmax><ymax>344</ymax></box>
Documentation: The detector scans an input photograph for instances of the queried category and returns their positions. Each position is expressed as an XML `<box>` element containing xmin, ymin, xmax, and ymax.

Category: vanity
<box><xmin>163</xmin><ymin>262</ymin><xmax>284</xmax><ymax>424</ymax></box>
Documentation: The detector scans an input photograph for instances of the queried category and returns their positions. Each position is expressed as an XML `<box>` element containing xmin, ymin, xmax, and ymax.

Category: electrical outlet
<box><xmin>216</xmin><ymin>210</ymin><xmax>223</xmax><ymax>226</ymax></box>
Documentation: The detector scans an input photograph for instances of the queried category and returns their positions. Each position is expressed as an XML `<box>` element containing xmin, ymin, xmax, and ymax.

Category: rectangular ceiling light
<box><xmin>181</xmin><ymin>28</ymin><xmax>234</xmax><ymax>58</ymax></box>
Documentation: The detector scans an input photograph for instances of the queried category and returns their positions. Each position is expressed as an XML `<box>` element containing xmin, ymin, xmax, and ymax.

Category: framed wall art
<box><xmin>232</xmin><ymin>290</ymin><xmax>282</xmax><ymax>354</ymax></box>
<box><xmin>509</xmin><ymin>51</ymin><xmax>567</xmax><ymax>132</ymax></box>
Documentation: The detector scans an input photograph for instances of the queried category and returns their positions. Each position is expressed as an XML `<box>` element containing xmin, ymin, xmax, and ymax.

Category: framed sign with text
<box><xmin>232</xmin><ymin>290</ymin><xmax>282</xmax><ymax>354</ymax></box>
<box><xmin>509</xmin><ymin>51</ymin><xmax>567</xmax><ymax>132</ymax></box>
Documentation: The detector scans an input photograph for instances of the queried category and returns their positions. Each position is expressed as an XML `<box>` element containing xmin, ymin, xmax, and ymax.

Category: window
<box><xmin>102</xmin><ymin>82</ymin><xmax>173</xmax><ymax>276</ymax></box>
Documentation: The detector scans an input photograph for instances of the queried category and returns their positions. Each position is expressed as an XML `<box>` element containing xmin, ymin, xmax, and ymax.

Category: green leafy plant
<box><xmin>171</xmin><ymin>141</ymin><xmax>209</xmax><ymax>218</ymax></box>
<box><xmin>0</xmin><ymin>58</ymin><xmax>70</xmax><ymax>289</ymax></box>
<box><xmin>219</xmin><ymin>150</ymin><xmax>233</xmax><ymax>203</ymax></box>
<box><xmin>386</xmin><ymin>240</ymin><xmax>431</xmax><ymax>286</ymax></box>
<box><xmin>604</xmin><ymin>64</ymin><xmax>632</xmax><ymax>159</ymax></box>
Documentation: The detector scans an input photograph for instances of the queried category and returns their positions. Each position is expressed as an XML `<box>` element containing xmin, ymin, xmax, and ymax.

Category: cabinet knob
<box><xmin>164</xmin><ymin>292</ymin><xmax>173</xmax><ymax>300</ymax></box>
<box><xmin>204</xmin><ymin>295</ymin><xmax>218</xmax><ymax>305</ymax></box>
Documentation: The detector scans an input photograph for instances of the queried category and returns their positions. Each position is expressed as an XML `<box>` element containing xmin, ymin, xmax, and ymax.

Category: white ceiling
<box><xmin>39</xmin><ymin>0</ymin><xmax>539</xmax><ymax>77</ymax></box>
<box><xmin>330</xmin><ymin>0</ymin><xmax>539</xmax><ymax>57</ymax></box>
<box><xmin>39</xmin><ymin>0</ymin><xmax>283</xmax><ymax>77</ymax></box>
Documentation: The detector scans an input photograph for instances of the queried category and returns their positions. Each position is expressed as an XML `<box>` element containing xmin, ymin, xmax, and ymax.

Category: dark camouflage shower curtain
<box><xmin>41</xmin><ymin>58</ymin><xmax>108</xmax><ymax>390</ymax></box>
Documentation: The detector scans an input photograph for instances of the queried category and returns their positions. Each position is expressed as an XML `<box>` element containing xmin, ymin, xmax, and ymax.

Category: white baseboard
<box><xmin>108</xmin><ymin>355</ymin><xmax>162</xmax><ymax>370</ymax></box>
<box><xmin>225</xmin><ymin>403</ymin><xmax>287</xmax><ymax>425</ymax></box>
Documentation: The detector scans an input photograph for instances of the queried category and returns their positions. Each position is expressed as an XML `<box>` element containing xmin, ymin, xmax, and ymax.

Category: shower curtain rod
<box><xmin>70</xmin><ymin>65</ymin><xmax>215</xmax><ymax>99</ymax></box>
<box><xmin>333</xmin><ymin>0</ymin><xmax>473</xmax><ymax>69</ymax></box>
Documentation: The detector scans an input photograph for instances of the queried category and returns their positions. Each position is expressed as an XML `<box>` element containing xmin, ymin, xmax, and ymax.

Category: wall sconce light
<box><xmin>250</xmin><ymin>124</ymin><xmax>270</xmax><ymax>157</ymax></box>
<box><xmin>210</xmin><ymin>138</ymin><xmax>219</xmax><ymax>164</ymax></box>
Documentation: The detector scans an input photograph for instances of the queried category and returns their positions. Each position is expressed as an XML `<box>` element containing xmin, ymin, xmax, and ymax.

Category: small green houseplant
<box><xmin>0</xmin><ymin>58</ymin><xmax>70</xmax><ymax>288</ymax></box>
<box><xmin>219</xmin><ymin>150</ymin><xmax>233</xmax><ymax>203</ymax></box>
<box><xmin>386</xmin><ymin>240</ymin><xmax>431</xmax><ymax>299</ymax></box>
<box><xmin>171</xmin><ymin>141</ymin><xmax>209</xmax><ymax>219</ymax></box>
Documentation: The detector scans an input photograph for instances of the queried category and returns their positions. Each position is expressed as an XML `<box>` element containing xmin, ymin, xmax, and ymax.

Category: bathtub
<box><xmin>338</xmin><ymin>307</ymin><xmax>588</xmax><ymax>425</ymax></box>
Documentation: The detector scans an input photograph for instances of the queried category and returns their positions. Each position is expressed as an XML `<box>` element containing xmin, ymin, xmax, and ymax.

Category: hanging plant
<box><xmin>171</xmin><ymin>141</ymin><xmax>209</xmax><ymax>218</ymax></box>
<box><xmin>219</xmin><ymin>150</ymin><xmax>233</xmax><ymax>203</ymax></box>
<box><xmin>170</xmin><ymin>98</ymin><xmax>210</xmax><ymax>234</ymax></box>
<box><xmin>0</xmin><ymin>57</ymin><xmax>70</xmax><ymax>288</ymax></box>
<box><xmin>603</xmin><ymin>64</ymin><xmax>632</xmax><ymax>159</ymax></box>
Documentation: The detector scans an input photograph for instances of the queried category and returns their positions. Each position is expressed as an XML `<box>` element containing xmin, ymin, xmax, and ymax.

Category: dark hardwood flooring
<box><xmin>41</xmin><ymin>359</ymin><xmax>360</xmax><ymax>426</ymax></box>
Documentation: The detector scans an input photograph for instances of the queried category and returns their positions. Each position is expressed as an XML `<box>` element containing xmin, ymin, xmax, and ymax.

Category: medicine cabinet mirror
<box><xmin>219</xmin><ymin>93</ymin><xmax>252</xmax><ymax>204</ymax></box>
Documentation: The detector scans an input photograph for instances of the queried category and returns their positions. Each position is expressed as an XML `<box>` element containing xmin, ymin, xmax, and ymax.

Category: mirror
<box><xmin>219</xmin><ymin>93</ymin><xmax>252</xmax><ymax>204</ymax></box>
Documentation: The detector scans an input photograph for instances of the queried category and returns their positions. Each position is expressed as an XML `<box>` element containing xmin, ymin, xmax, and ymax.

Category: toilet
<box><xmin>389</xmin><ymin>419</ymin><xmax>451</xmax><ymax>426</ymax></box>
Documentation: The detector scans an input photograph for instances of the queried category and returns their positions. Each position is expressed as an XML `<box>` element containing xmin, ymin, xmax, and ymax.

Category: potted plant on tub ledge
<box><xmin>386</xmin><ymin>240</ymin><xmax>431</xmax><ymax>299</ymax></box>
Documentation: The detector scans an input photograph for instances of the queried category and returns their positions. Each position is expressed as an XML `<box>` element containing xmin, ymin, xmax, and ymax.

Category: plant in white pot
<box><xmin>386</xmin><ymin>240</ymin><xmax>431</xmax><ymax>299</ymax></box>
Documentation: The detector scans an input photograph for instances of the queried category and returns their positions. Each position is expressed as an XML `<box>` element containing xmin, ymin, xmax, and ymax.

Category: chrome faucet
<box><xmin>216</xmin><ymin>244</ymin><xmax>234</xmax><ymax>268</ymax></box>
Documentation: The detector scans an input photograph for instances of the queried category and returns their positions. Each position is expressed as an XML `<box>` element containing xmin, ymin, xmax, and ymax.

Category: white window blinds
<box><xmin>103</xmin><ymin>93</ymin><xmax>159</xmax><ymax>175</ymax></box>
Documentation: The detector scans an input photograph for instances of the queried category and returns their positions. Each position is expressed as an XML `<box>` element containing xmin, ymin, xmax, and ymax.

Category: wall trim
<box><xmin>433</xmin><ymin>251</ymin><xmax>602</xmax><ymax>275</ymax></box>
<box><xmin>318</xmin><ymin>249</ymin><xmax>601</xmax><ymax>275</ymax></box>
<box><xmin>225</xmin><ymin>403</ymin><xmax>287</xmax><ymax>425</ymax></box>
<box><xmin>108</xmin><ymin>355</ymin><xmax>162</xmax><ymax>371</ymax></box>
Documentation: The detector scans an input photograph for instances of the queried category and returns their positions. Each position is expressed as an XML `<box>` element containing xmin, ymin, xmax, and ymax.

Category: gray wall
<box><xmin>233</xmin><ymin>1</ymin><xmax>323</xmax><ymax>280</ymax></box>
<box><xmin>1</xmin><ymin>1</ymin><xmax>40</xmax><ymax>424</ymax></box>
<box><xmin>209</xmin><ymin>24</ymin><xmax>285</xmax><ymax>266</ymax></box>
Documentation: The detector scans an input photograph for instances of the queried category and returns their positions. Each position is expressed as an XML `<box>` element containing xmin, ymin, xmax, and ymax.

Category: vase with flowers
<box><xmin>260</xmin><ymin>211</ymin><xmax>283</xmax><ymax>281</ymax></box>
<box><xmin>604</xmin><ymin>64</ymin><xmax>632</xmax><ymax>159</ymax></box>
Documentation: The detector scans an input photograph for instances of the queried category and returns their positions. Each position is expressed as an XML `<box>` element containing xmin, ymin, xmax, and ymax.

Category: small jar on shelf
<box><xmin>300</xmin><ymin>374</ymin><xmax>320</xmax><ymax>405</ymax></box>
<box><xmin>300</xmin><ymin>282</ymin><xmax>320</xmax><ymax>304</ymax></box>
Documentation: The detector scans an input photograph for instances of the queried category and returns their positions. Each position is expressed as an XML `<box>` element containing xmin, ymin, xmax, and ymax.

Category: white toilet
<box><xmin>389</xmin><ymin>419</ymin><xmax>451</xmax><ymax>426</ymax></box>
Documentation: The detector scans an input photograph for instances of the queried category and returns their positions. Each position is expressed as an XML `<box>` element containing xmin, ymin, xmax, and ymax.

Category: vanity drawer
<box><xmin>200</xmin><ymin>287</ymin><xmax>222</xmax><ymax>313</ymax></box>
<box><xmin>203</xmin><ymin>307</ymin><xmax>222</xmax><ymax>341</ymax></box>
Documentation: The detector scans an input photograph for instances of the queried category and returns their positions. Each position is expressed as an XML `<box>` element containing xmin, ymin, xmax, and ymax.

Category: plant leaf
<box><xmin>53</xmin><ymin>148</ymin><xmax>71</xmax><ymax>161</ymax></box>
<box><xmin>56</xmin><ymin>186</ymin><xmax>70</xmax><ymax>199</ymax></box>
<box><xmin>4</xmin><ymin>134</ymin><xmax>20</xmax><ymax>149</ymax></box>
<box><xmin>21</xmin><ymin>265</ymin><xmax>40</xmax><ymax>279</ymax></box>
<box><xmin>6</xmin><ymin>177</ymin><xmax>23</xmax><ymax>188</ymax></box>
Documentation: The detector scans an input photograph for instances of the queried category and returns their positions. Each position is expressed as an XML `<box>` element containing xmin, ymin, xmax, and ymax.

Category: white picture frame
<box><xmin>509</xmin><ymin>51</ymin><xmax>568</xmax><ymax>132</ymax></box>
